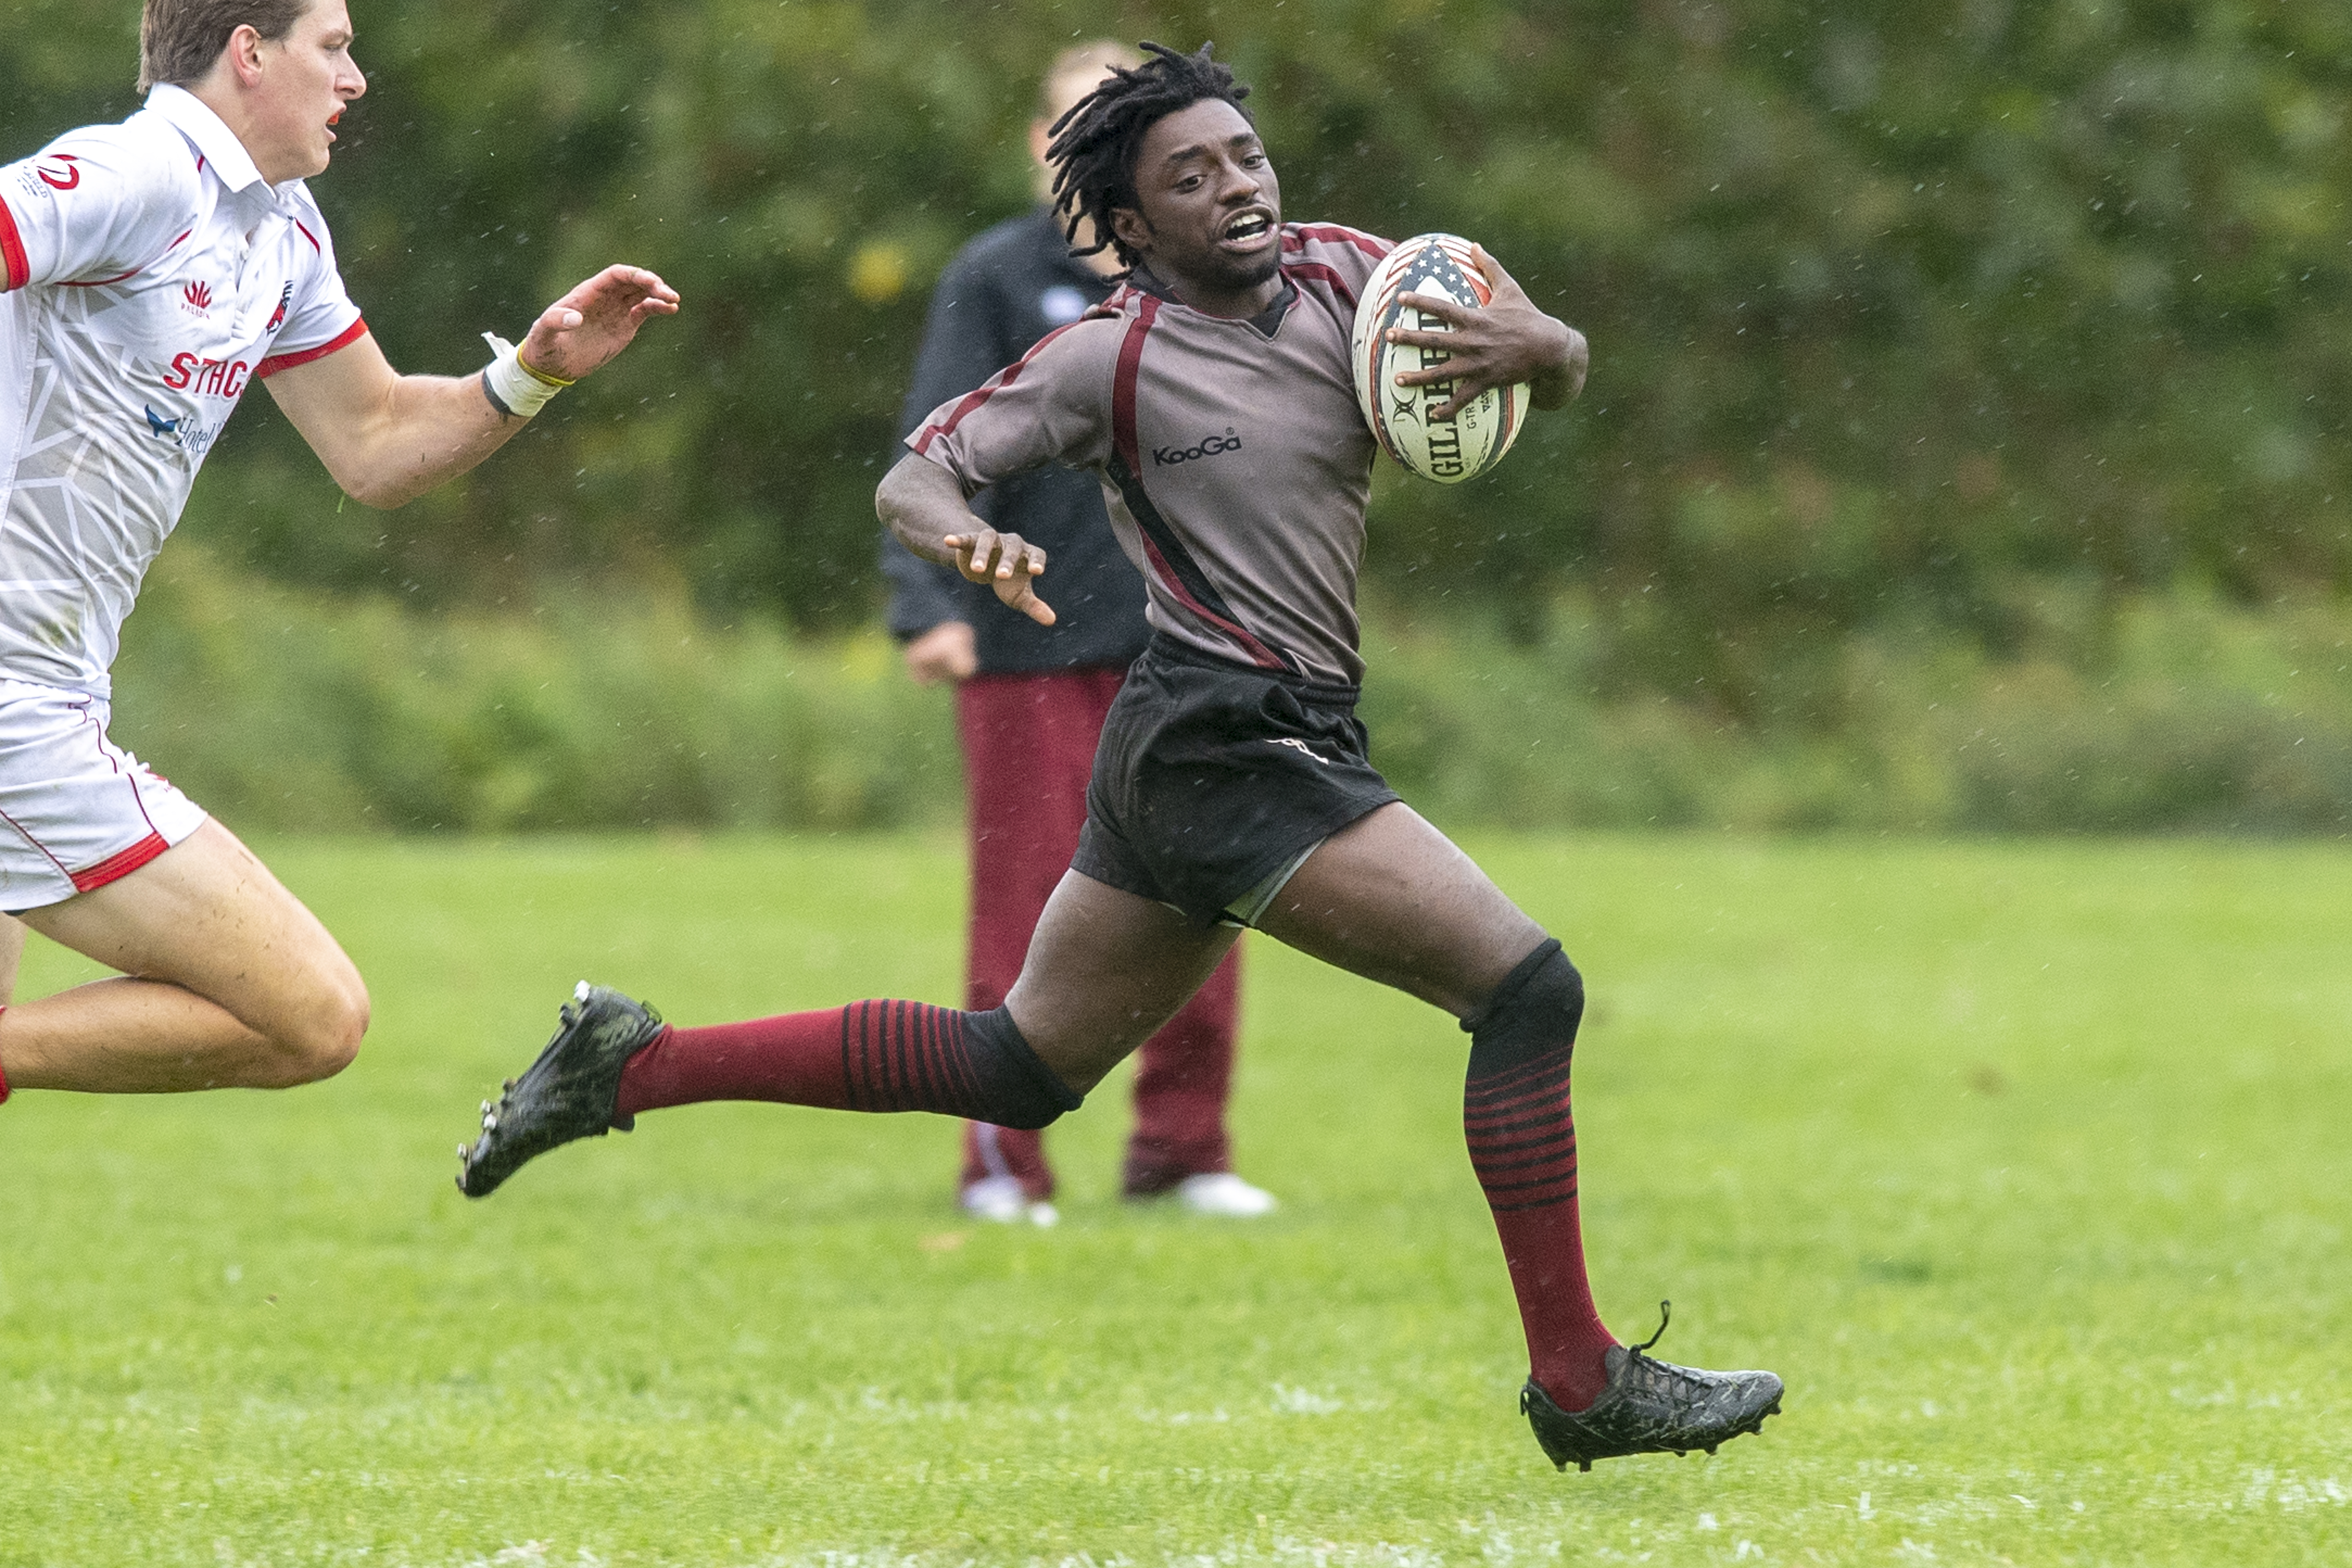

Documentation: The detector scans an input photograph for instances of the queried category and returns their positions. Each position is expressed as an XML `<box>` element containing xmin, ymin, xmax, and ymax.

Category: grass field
<box><xmin>0</xmin><ymin>832</ymin><xmax>2345</xmax><ymax>1565</ymax></box>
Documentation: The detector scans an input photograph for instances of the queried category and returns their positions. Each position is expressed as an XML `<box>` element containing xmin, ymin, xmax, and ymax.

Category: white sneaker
<box><xmin>960</xmin><ymin>1174</ymin><xmax>1058</xmax><ymax>1227</ymax></box>
<box><xmin>1173</xmin><ymin>1172</ymin><xmax>1278</xmax><ymax>1218</ymax></box>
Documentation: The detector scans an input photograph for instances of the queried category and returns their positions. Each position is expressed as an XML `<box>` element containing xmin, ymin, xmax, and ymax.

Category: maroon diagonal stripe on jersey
<box><xmin>1110</xmin><ymin>461</ymin><xmax>1292</xmax><ymax>674</ymax></box>
<box><xmin>1108</xmin><ymin>297</ymin><xmax>1293</xmax><ymax>673</ymax></box>
<box><xmin>1284</xmin><ymin>225</ymin><xmax>1392</xmax><ymax>261</ymax></box>
<box><xmin>912</xmin><ymin>320</ymin><xmax>1086</xmax><ymax>457</ymax></box>
<box><xmin>1109</xmin><ymin>293</ymin><xmax>1158</xmax><ymax>475</ymax></box>
<box><xmin>1282</xmin><ymin>225</ymin><xmax>1391</xmax><ymax>310</ymax></box>
<box><xmin>1281</xmin><ymin>261</ymin><xmax>1359</xmax><ymax>310</ymax></box>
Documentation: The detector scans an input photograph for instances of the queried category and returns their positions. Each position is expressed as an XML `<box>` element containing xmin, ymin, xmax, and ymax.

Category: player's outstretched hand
<box><xmin>944</xmin><ymin>528</ymin><xmax>1056</xmax><ymax>627</ymax></box>
<box><xmin>1390</xmin><ymin>245</ymin><xmax>1588</xmax><ymax>416</ymax></box>
<box><xmin>518</xmin><ymin>266</ymin><xmax>682</xmax><ymax>383</ymax></box>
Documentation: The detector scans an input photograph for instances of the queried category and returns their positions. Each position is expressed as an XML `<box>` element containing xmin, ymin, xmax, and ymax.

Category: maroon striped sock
<box><xmin>1466</xmin><ymin>1042</ymin><xmax>1617</xmax><ymax>1411</ymax></box>
<box><xmin>615</xmin><ymin>1000</ymin><xmax>1077</xmax><ymax>1126</ymax></box>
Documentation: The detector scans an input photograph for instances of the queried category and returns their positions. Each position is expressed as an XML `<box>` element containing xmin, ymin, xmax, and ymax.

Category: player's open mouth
<box><xmin>1220</xmin><ymin>210</ymin><xmax>1274</xmax><ymax>250</ymax></box>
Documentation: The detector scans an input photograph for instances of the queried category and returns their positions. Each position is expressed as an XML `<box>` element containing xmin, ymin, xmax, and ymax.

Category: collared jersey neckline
<box><xmin>1125</xmin><ymin>264</ymin><xmax>1297</xmax><ymax>340</ymax></box>
<box><xmin>144</xmin><ymin>84</ymin><xmax>277</xmax><ymax>200</ymax></box>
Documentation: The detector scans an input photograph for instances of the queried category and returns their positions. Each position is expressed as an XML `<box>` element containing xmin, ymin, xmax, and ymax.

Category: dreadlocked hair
<box><xmin>1044</xmin><ymin>41</ymin><xmax>1253</xmax><ymax>271</ymax></box>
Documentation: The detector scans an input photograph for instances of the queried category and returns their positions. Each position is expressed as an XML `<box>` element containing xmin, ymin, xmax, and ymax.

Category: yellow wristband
<box><xmin>514</xmin><ymin>350</ymin><xmax>575</xmax><ymax>389</ymax></box>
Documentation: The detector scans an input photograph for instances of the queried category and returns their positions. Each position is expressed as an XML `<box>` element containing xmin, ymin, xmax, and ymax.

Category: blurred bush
<box><xmin>5</xmin><ymin>0</ymin><xmax>2348</xmax><ymax>668</ymax></box>
<box><xmin>112</xmin><ymin>550</ymin><xmax>962</xmax><ymax>834</ymax></box>
<box><xmin>110</xmin><ymin>554</ymin><xmax>2350</xmax><ymax>836</ymax></box>
<box><xmin>1363</xmin><ymin>587</ymin><xmax>2352</xmax><ymax>833</ymax></box>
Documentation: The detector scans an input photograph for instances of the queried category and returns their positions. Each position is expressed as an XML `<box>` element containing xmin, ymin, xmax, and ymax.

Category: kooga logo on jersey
<box><xmin>1154</xmin><ymin>429</ymin><xmax>1242</xmax><ymax>467</ymax></box>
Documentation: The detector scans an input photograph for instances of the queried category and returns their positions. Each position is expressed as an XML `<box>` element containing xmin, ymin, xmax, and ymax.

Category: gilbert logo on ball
<box><xmin>1351</xmin><ymin>234</ymin><xmax>1528</xmax><ymax>485</ymax></box>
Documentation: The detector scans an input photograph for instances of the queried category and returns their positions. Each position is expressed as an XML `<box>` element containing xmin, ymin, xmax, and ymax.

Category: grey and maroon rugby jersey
<box><xmin>908</xmin><ymin>222</ymin><xmax>1393</xmax><ymax>688</ymax></box>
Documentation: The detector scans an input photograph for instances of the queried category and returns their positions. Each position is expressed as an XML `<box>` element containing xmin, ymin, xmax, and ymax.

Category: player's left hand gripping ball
<box><xmin>1351</xmin><ymin>237</ymin><xmax>1577</xmax><ymax>485</ymax></box>
<box><xmin>517</xmin><ymin>266</ymin><xmax>682</xmax><ymax>383</ymax></box>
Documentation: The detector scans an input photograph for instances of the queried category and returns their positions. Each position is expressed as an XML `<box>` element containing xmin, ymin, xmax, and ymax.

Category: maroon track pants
<box><xmin>955</xmin><ymin>667</ymin><xmax>1242</xmax><ymax>1200</ymax></box>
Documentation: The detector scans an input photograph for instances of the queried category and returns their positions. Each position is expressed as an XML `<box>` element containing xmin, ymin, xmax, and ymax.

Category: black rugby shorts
<box><xmin>1072</xmin><ymin>636</ymin><xmax>1400</xmax><ymax>926</ymax></box>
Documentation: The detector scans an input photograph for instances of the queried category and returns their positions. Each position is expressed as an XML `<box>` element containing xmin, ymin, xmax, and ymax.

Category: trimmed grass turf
<box><xmin>0</xmin><ymin>831</ymin><xmax>2346</xmax><ymax>1565</ymax></box>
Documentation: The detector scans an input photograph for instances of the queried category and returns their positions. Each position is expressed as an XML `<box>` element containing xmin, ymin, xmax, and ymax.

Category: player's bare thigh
<box><xmin>0</xmin><ymin>913</ymin><xmax>24</xmax><ymax>1005</ymax></box>
<box><xmin>1004</xmin><ymin>869</ymin><xmax>1238</xmax><ymax>1094</ymax></box>
<box><xmin>1254</xmin><ymin>802</ymin><xmax>1548</xmax><ymax>1020</ymax></box>
<box><xmin>18</xmin><ymin>818</ymin><xmax>369</xmax><ymax>1069</ymax></box>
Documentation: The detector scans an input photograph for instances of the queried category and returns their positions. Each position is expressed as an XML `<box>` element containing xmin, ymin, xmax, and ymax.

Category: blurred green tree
<box><xmin>4</xmin><ymin>0</ymin><xmax>2346</xmax><ymax>704</ymax></box>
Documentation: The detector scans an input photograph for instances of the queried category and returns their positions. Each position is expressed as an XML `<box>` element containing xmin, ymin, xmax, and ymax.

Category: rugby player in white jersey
<box><xmin>0</xmin><ymin>0</ymin><xmax>677</xmax><ymax>1106</ymax></box>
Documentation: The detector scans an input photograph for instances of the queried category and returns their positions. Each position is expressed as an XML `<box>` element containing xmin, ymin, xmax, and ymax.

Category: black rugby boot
<box><xmin>1520</xmin><ymin>1304</ymin><xmax>1783</xmax><ymax>1472</ymax></box>
<box><xmin>457</xmin><ymin>982</ymin><xmax>663</xmax><ymax>1198</ymax></box>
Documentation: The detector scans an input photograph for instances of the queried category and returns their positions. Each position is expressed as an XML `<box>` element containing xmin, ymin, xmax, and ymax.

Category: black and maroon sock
<box><xmin>1462</xmin><ymin>940</ymin><xmax>1618</xmax><ymax>1411</ymax></box>
<box><xmin>615</xmin><ymin>1000</ymin><xmax>1080</xmax><ymax>1127</ymax></box>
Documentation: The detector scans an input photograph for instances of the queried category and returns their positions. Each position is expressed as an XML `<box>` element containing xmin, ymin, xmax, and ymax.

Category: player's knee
<box><xmin>275</xmin><ymin>972</ymin><xmax>371</xmax><ymax>1085</ymax></box>
<box><xmin>1461</xmin><ymin>938</ymin><xmax>1583</xmax><ymax>1074</ymax></box>
<box><xmin>966</xmin><ymin>1005</ymin><xmax>1083</xmax><ymax>1130</ymax></box>
<box><xmin>316</xmin><ymin>984</ymin><xmax>370</xmax><ymax>1078</ymax></box>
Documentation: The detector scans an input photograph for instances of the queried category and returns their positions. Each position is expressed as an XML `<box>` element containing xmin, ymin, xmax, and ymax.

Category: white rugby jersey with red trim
<box><xmin>910</xmin><ymin>223</ymin><xmax>1393</xmax><ymax>687</ymax></box>
<box><xmin>0</xmin><ymin>84</ymin><xmax>365</xmax><ymax>697</ymax></box>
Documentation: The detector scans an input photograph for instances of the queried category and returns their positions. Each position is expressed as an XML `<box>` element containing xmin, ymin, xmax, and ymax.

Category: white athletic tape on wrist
<box><xmin>478</xmin><ymin>331</ymin><xmax>571</xmax><ymax>419</ymax></box>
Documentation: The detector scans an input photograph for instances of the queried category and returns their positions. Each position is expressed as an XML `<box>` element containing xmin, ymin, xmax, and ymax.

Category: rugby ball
<box><xmin>1351</xmin><ymin>233</ymin><xmax>1528</xmax><ymax>484</ymax></box>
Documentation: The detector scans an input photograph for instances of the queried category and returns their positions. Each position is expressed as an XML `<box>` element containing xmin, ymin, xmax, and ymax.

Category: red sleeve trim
<box><xmin>256</xmin><ymin>316</ymin><xmax>367</xmax><ymax>378</ymax></box>
<box><xmin>70</xmin><ymin>831</ymin><xmax>171</xmax><ymax>893</ymax></box>
<box><xmin>0</xmin><ymin>197</ymin><xmax>29</xmax><ymax>292</ymax></box>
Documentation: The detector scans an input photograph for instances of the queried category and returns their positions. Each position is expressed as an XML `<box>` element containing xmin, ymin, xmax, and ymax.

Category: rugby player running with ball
<box><xmin>0</xmin><ymin>0</ymin><xmax>674</xmax><ymax>1108</ymax></box>
<box><xmin>886</xmin><ymin>41</ymin><xmax>1275</xmax><ymax>1227</ymax></box>
<box><xmin>458</xmin><ymin>42</ymin><xmax>1780</xmax><ymax>1472</ymax></box>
